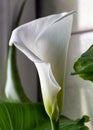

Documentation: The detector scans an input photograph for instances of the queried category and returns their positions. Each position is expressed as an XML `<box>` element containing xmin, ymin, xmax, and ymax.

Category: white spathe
<box><xmin>9</xmin><ymin>11</ymin><xmax>73</xmax><ymax>120</ymax></box>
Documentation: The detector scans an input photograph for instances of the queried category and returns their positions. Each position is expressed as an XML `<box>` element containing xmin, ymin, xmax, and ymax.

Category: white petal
<box><xmin>9</xmin><ymin>13</ymin><xmax>65</xmax><ymax>46</ymax></box>
<box><xmin>9</xmin><ymin>11</ymin><xmax>73</xmax><ymax>86</ymax></box>
<box><xmin>35</xmin><ymin>62</ymin><xmax>61</xmax><ymax>119</ymax></box>
<box><xmin>9</xmin><ymin>11</ymin><xmax>74</xmax><ymax>119</ymax></box>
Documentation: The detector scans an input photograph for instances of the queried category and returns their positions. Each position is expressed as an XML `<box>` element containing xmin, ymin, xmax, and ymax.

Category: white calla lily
<box><xmin>9</xmin><ymin>11</ymin><xmax>73</xmax><ymax>120</ymax></box>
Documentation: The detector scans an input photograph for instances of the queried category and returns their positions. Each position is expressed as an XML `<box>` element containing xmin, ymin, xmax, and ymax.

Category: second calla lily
<box><xmin>9</xmin><ymin>11</ymin><xmax>73</xmax><ymax>120</ymax></box>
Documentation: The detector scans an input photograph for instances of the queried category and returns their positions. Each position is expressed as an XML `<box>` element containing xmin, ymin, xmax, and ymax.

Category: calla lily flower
<box><xmin>9</xmin><ymin>11</ymin><xmax>73</xmax><ymax>120</ymax></box>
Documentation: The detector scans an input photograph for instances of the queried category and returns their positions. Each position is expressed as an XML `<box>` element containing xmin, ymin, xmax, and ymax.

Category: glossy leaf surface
<box><xmin>72</xmin><ymin>45</ymin><xmax>93</xmax><ymax>82</ymax></box>
<box><xmin>0</xmin><ymin>102</ymin><xmax>89</xmax><ymax>130</ymax></box>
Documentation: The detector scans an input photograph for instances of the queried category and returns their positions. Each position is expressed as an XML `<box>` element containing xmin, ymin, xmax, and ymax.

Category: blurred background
<box><xmin>0</xmin><ymin>0</ymin><xmax>93</xmax><ymax>129</ymax></box>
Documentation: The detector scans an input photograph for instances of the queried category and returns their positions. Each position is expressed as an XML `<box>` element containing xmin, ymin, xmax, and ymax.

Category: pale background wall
<box><xmin>1</xmin><ymin>0</ymin><xmax>93</xmax><ymax>129</ymax></box>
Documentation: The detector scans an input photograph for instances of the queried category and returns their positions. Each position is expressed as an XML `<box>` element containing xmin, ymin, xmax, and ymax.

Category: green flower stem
<box><xmin>51</xmin><ymin>119</ymin><xmax>59</xmax><ymax>130</ymax></box>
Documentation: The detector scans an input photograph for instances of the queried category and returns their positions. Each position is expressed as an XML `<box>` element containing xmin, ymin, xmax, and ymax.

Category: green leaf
<box><xmin>71</xmin><ymin>45</ymin><xmax>93</xmax><ymax>82</ymax></box>
<box><xmin>60</xmin><ymin>115</ymin><xmax>90</xmax><ymax>130</ymax></box>
<box><xmin>0</xmin><ymin>102</ymin><xmax>89</xmax><ymax>130</ymax></box>
<box><xmin>0</xmin><ymin>102</ymin><xmax>50</xmax><ymax>130</ymax></box>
